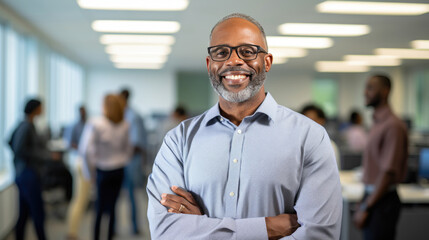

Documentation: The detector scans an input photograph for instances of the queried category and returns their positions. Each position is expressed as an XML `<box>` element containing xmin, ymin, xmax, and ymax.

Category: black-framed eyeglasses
<box><xmin>207</xmin><ymin>44</ymin><xmax>268</xmax><ymax>62</ymax></box>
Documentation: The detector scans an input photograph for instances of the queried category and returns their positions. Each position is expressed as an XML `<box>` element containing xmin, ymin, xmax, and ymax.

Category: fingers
<box><xmin>160</xmin><ymin>190</ymin><xmax>203</xmax><ymax>215</ymax></box>
<box><xmin>171</xmin><ymin>185</ymin><xmax>198</xmax><ymax>205</ymax></box>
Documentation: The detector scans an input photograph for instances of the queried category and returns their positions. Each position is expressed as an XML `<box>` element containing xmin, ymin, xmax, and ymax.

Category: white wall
<box><xmin>86</xmin><ymin>69</ymin><xmax>177</xmax><ymax>119</ymax></box>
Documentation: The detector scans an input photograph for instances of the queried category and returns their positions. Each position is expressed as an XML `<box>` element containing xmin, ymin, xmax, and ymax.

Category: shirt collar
<box><xmin>373</xmin><ymin>105</ymin><xmax>392</xmax><ymax>123</ymax></box>
<box><xmin>203</xmin><ymin>92</ymin><xmax>278</xmax><ymax>126</ymax></box>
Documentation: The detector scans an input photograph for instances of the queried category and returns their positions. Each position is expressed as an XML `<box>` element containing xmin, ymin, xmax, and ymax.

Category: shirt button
<box><xmin>220</xmin><ymin>117</ymin><xmax>224</xmax><ymax>122</ymax></box>
<box><xmin>233</xmin><ymin>159</ymin><xmax>238</xmax><ymax>163</ymax></box>
<box><xmin>229</xmin><ymin>192</ymin><xmax>235</xmax><ymax>197</ymax></box>
<box><xmin>237</xmin><ymin>129</ymin><xmax>242</xmax><ymax>134</ymax></box>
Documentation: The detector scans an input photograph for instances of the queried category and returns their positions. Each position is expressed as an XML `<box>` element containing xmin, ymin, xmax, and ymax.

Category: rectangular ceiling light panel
<box><xmin>100</xmin><ymin>35</ymin><xmax>175</xmax><ymax>45</ymax></box>
<box><xmin>375</xmin><ymin>48</ymin><xmax>429</xmax><ymax>59</ymax></box>
<box><xmin>78</xmin><ymin>0</ymin><xmax>189</xmax><ymax>11</ymax></box>
<box><xmin>411</xmin><ymin>40</ymin><xmax>429</xmax><ymax>49</ymax></box>
<box><xmin>110</xmin><ymin>55</ymin><xmax>167</xmax><ymax>64</ymax></box>
<box><xmin>269</xmin><ymin>47</ymin><xmax>308</xmax><ymax>58</ymax></box>
<box><xmin>272</xmin><ymin>57</ymin><xmax>288</xmax><ymax>65</ymax></box>
<box><xmin>92</xmin><ymin>20</ymin><xmax>180</xmax><ymax>33</ymax></box>
<box><xmin>267</xmin><ymin>36</ymin><xmax>333</xmax><ymax>49</ymax></box>
<box><xmin>316</xmin><ymin>61</ymin><xmax>370</xmax><ymax>72</ymax></box>
<box><xmin>278</xmin><ymin>23</ymin><xmax>370</xmax><ymax>36</ymax></box>
<box><xmin>114</xmin><ymin>63</ymin><xmax>164</xmax><ymax>69</ymax></box>
<box><xmin>317</xmin><ymin>1</ymin><xmax>429</xmax><ymax>15</ymax></box>
<box><xmin>344</xmin><ymin>55</ymin><xmax>401</xmax><ymax>66</ymax></box>
<box><xmin>105</xmin><ymin>44</ymin><xmax>172</xmax><ymax>55</ymax></box>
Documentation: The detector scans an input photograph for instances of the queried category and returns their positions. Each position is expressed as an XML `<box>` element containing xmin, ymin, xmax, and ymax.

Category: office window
<box><xmin>0</xmin><ymin>21</ymin><xmax>85</xmax><ymax>190</ymax></box>
<box><xmin>312</xmin><ymin>78</ymin><xmax>338</xmax><ymax>118</ymax></box>
<box><xmin>49</xmin><ymin>53</ymin><xmax>84</xmax><ymax>136</ymax></box>
<box><xmin>0</xmin><ymin>23</ymin><xmax>4</xmax><ymax>172</ymax></box>
<box><xmin>415</xmin><ymin>71</ymin><xmax>429</xmax><ymax>130</ymax></box>
<box><xmin>26</xmin><ymin>38</ymin><xmax>39</xmax><ymax>96</ymax></box>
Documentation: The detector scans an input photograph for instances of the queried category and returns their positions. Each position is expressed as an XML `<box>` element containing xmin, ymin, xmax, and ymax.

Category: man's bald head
<box><xmin>209</xmin><ymin>13</ymin><xmax>268</xmax><ymax>49</ymax></box>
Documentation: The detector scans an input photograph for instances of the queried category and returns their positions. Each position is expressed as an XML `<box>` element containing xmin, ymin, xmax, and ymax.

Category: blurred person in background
<box><xmin>79</xmin><ymin>94</ymin><xmax>132</xmax><ymax>240</ymax></box>
<box><xmin>301</xmin><ymin>104</ymin><xmax>341</xmax><ymax>169</ymax></box>
<box><xmin>66</xmin><ymin>105</ymin><xmax>91</xmax><ymax>240</ymax></box>
<box><xmin>343</xmin><ymin>110</ymin><xmax>368</xmax><ymax>152</ymax></box>
<box><xmin>119</xmin><ymin>88</ymin><xmax>147</xmax><ymax>235</ymax></box>
<box><xmin>9</xmin><ymin>98</ymin><xmax>60</xmax><ymax>240</ymax></box>
<box><xmin>155</xmin><ymin>106</ymin><xmax>189</xmax><ymax>152</ymax></box>
<box><xmin>353</xmin><ymin>74</ymin><xmax>408</xmax><ymax>240</ymax></box>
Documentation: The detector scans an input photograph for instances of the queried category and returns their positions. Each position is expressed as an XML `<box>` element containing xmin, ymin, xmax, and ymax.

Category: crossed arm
<box><xmin>161</xmin><ymin>185</ymin><xmax>300</xmax><ymax>240</ymax></box>
<box><xmin>148</xmin><ymin>127</ymin><xmax>342</xmax><ymax>240</ymax></box>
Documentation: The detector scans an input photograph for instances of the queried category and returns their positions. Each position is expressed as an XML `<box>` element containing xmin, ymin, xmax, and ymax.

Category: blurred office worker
<box><xmin>353</xmin><ymin>74</ymin><xmax>408</xmax><ymax>240</ymax></box>
<box><xmin>66</xmin><ymin>105</ymin><xmax>91</xmax><ymax>240</ymax></box>
<box><xmin>8</xmin><ymin>99</ymin><xmax>54</xmax><ymax>240</ymax></box>
<box><xmin>119</xmin><ymin>88</ymin><xmax>147</xmax><ymax>235</ymax></box>
<box><xmin>79</xmin><ymin>94</ymin><xmax>133</xmax><ymax>240</ymax></box>
<box><xmin>301</xmin><ymin>104</ymin><xmax>341</xmax><ymax>169</ymax></box>
<box><xmin>344</xmin><ymin>111</ymin><xmax>368</xmax><ymax>153</ymax></box>
<box><xmin>147</xmin><ymin>13</ymin><xmax>342</xmax><ymax>240</ymax></box>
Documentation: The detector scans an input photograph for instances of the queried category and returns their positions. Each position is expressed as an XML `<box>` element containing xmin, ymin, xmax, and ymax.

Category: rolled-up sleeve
<box><xmin>146</xmin><ymin>127</ymin><xmax>268</xmax><ymax>240</ymax></box>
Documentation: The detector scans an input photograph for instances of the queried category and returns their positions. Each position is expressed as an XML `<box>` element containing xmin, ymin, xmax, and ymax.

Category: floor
<box><xmin>5</xmin><ymin>187</ymin><xmax>151</xmax><ymax>240</ymax></box>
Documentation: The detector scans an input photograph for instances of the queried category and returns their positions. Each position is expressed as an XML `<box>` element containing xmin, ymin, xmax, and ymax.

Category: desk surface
<box><xmin>340</xmin><ymin>170</ymin><xmax>429</xmax><ymax>203</ymax></box>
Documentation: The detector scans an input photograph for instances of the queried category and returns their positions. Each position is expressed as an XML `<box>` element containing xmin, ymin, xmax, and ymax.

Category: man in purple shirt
<box><xmin>353</xmin><ymin>74</ymin><xmax>408</xmax><ymax>240</ymax></box>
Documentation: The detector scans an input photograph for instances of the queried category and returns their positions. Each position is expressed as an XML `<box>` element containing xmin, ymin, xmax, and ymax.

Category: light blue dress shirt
<box><xmin>147</xmin><ymin>93</ymin><xmax>342</xmax><ymax>240</ymax></box>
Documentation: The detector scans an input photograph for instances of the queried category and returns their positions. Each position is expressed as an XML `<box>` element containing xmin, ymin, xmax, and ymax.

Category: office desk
<box><xmin>340</xmin><ymin>170</ymin><xmax>429</xmax><ymax>240</ymax></box>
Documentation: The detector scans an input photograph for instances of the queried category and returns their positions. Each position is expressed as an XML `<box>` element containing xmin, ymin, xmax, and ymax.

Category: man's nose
<box><xmin>225</xmin><ymin>49</ymin><xmax>244</xmax><ymax>66</ymax></box>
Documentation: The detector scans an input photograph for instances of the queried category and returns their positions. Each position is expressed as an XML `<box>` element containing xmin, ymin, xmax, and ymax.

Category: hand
<box><xmin>353</xmin><ymin>208</ymin><xmax>369</xmax><ymax>229</ymax></box>
<box><xmin>160</xmin><ymin>186</ymin><xmax>203</xmax><ymax>215</ymax></box>
<box><xmin>266</xmin><ymin>213</ymin><xmax>300</xmax><ymax>240</ymax></box>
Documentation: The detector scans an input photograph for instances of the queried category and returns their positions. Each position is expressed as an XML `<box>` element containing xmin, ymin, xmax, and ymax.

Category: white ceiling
<box><xmin>2</xmin><ymin>0</ymin><xmax>429</xmax><ymax>72</ymax></box>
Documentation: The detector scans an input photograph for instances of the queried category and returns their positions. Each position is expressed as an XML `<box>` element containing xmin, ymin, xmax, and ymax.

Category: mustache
<box><xmin>219</xmin><ymin>67</ymin><xmax>254</xmax><ymax>76</ymax></box>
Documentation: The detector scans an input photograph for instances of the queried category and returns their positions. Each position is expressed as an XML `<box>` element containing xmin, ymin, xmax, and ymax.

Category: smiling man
<box><xmin>147</xmin><ymin>13</ymin><xmax>342</xmax><ymax>240</ymax></box>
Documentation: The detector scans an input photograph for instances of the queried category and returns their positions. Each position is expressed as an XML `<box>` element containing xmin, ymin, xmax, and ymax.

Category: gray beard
<box><xmin>209</xmin><ymin>69</ymin><xmax>266</xmax><ymax>103</ymax></box>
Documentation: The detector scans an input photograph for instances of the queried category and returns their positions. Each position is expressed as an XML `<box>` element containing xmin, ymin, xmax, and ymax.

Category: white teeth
<box><xmin>224</xmin><ymin>75</ymin><xmax>246</xmax><ymax>80</ymax></box>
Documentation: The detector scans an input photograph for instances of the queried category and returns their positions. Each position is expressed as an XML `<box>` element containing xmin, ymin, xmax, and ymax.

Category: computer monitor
<box><xmin>418</xmin><ymin>148</ymin><xmax>429</xmax><ymax>184</ymax></box>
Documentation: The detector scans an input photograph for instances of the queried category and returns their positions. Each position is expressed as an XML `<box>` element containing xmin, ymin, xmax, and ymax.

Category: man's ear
<box><xmin>206</xmin><ymin>56</ymin><xmax>211</xmax><ymax>73</ymax></box>
<box><xmin>264</xmin><ymin>53</ymin><xmax>273</xmax><ymax>72</ymax></box>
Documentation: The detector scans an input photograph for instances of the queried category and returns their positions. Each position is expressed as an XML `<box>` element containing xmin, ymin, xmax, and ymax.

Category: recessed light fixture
<box><xmin>114</xmin><ymin>63</ymin><xmax>164</xmax><ymax>69</ymax></box>
<box><xmin>92</xmin><ymin>20</ymin><xmax>180</xmax><ymax>33</ymax></box>
<box><xmin>267</xmin><ymin>36</ymin><xmax>333</xmax><ymax>49</ymax></box>
<box><xmin>316</xmin><ymin>61</ymin><xmax>370</xmax><ymax>72</ymax></box>
<box><xmin>344</xmin><ymin>55</ymin><xmax>401</xmax><ymax>66</ymax></box>
<box><xmin>317</xmin><ymin>1</ymin><xmax>429</xmax><ymax>15</ymax></box>
<box><xmin>105</xmin><ymin>44</ymin><xmax>172</xmax><ymax>55</ymax></box>
<box><xmin>411</xmin><ymin>40</ymin><xmax>429</xmax><ymax>49</ymax></box>
<box><xmin>110</xmin><ymin>55</ymin><xmax>167</xmax><ymax>64</ymax></box>
<box><xmin>375</xmin><ymin>48</ymin><xmax>429</xmax><ymax>59</ymax></box>
<box><xmin>77</xmin><ymin>0</ymin><xmax>189</xmax><ymax>11</ymax></box>
<box><xmin>278</xmin><ymin>23</ymin><xmax>370</xmax><ymax>36</ymax></box>
<box><xmin>272</xmin><ymin>57</ymin><xmax>288</xmax><ymax>65</ymax></box>
<box><xmin>269</xmin><ymin>48</ymin><xmax>308</xmax><ymax>58</ymax></box>
<box><xmin>100</xmin><ymin>35</ymin><xmax>175</xmax><ymax>45</ymax></box>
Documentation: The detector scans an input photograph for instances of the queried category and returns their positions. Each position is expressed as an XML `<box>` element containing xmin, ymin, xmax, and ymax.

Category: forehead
<box><xmin>210</xmin><ymin>18</ymin><xmax>266</xmax><ymax>48</ymax></box>
<box><xmin>367</xmin><ymin>77</ymin><xmax>382</xmax><ymax>87</ymax></box>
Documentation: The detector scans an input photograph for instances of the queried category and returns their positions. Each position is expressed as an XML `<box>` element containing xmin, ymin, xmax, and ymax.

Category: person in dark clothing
<box><xmin>9</xmin><ymin>98</ymin><xmax>59</xmax><ymax>240</ymax></box>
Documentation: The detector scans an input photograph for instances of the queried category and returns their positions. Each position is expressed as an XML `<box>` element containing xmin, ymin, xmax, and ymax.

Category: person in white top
<box><xmin>344</xmin><ymin>111</ymin><xmax>368</xmax><ymax>152</ymax></box>
<box><xmin>79</xmin><ymin>94</ymin><xmax>133</xmax><ymax>240</ymax></box>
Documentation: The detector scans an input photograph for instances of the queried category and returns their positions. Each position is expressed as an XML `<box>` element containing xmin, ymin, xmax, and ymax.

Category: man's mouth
<box><xmin>222</xmin><ymin>74</ymin><xmax>249</xmax><ymax>86</ymax></box>
<box><xmin>224</xmin><ymin>74</ymin><xmax>247</xmax><ymax>80</ymax></box>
